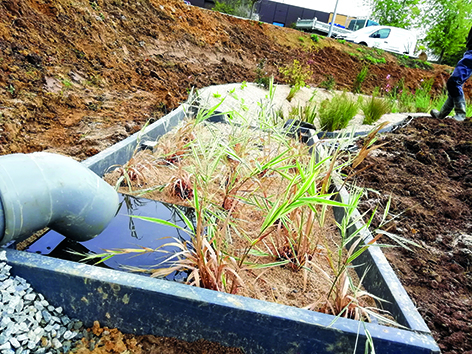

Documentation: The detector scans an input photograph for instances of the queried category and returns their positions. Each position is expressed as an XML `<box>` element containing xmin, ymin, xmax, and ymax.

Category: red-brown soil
<box><xmin>2</xmin><ymin>0</ymin><xmax>472</xmax><ymax>353</ymax></box>
<box><xmin>0</xmin><ymin>0</ymin><xmax>470</xmax><ymax>159</ymax></box>
<box><xmin>73</xmin><ymin>321</ymin><xmax>244</xmax><ymax>354</ymax></box>
<box><xmin>347</xmin><ymin>117</ymin><xmax>472</xmax><ymax>354</ymax></box>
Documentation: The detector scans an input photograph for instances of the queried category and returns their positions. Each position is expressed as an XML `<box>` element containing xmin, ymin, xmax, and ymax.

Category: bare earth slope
<box><xmin>0</xmin><ymin>0</ymin><xmax>468</xmax><ymax>159</ymax></box>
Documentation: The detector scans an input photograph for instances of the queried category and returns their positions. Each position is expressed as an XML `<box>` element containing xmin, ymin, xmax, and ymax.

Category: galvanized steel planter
<box><xmin>4</xmin><ymin>106</ymin><xmax>440</xmax><ymax>353</ymax></box>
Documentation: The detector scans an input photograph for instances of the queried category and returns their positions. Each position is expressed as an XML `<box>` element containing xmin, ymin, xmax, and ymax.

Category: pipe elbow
<box><xmin>0</xmin><ymin>152</ymin><xmax>119</xmax><ymax>246</ymax></box>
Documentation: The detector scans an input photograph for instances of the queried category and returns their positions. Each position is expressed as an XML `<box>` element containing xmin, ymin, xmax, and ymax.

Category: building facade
<box><xmin>191</xmin><ymin>0</ymin><xmax>330</xmax><ymax>27</ymax></box>
<box><xmin>255</xmin><ymin>1</ymin><xmax>329</xmax><ymax>28</ymax></box>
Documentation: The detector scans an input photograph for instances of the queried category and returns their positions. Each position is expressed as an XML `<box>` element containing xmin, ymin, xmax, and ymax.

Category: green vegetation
<box><xmin>319</xmin><ymin>74</ymin><xmax>336</xmax><ymax>91</ymax></box>
<box><xmin>60</xmin><ymin>78</ymin><xmax>73</xmax><ymax>88</ymax></box>
<box><xmin>318</xmin><ymin>91</ymin><xmax>358</xmax><ymax>131</ymax></box>
<box><xmin>352</xmin><ymin>65</ymin><xmax>369</xmax><ymax>94</ymax></box>
<box><xmin>311</xmin><ymin>34</ymin><xmax>319</xmax><ymax>43</ymax></box>
<box><xmin>369</xmin><ymin>0</ymin><xmax>421</xmax><ymax>28</ymax></box>
<box><xmin>82</xmin><ymin>92</ymin><xmax>416</xmax><ymax>337</ymax></box>
<box><xmin>5</xmin><ymin>84</ymin><xmax>15</xmax><ymax>96</ymax></box>
<box><xmin>287</xmin><ymin>103</ymin><xmax>317</xmax><ymax>125</ymax></box>
<box><xmin>364</xmin><ymin>55</ymin><xmax>386</xmax><ymax>65</ymax></box>
<box><xmin>396</xmin><ymin>54</ymin><xmax>433</xmax><ymax>70</ymax></box>
<box><xmin>255</xmin><ymin>59</ymin><xmax>271</xmax><ymax>89</ymax></box>
<box><xmin>280</xmin><ymin>59</ymin><xmax>312</xmax><ymax>101</ymax></box>
<box><xmin>212</xmin><ymin>0</ymin><xmax>260</xmax><ymax>18</ymax></box>
<box><xmin>382</xmin><ymin>75</ymin><xmax>438</xmax><ymax>113</ymax></box>
<box><xmin>360</xmin><ymin>92</ymin><xmax>391</xmax><ymax>125</ymax></box>
<box><xmin>422</xmin><ymin>0</ymin><xmax>472</xmax><ymax>65</ymax></box>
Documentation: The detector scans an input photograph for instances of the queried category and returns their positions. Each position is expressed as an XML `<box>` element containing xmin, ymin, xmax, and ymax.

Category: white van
<box><xmin>338</xmin><ymin>26</ymin><xmax>417</xmax><ymax>56</ymax></box>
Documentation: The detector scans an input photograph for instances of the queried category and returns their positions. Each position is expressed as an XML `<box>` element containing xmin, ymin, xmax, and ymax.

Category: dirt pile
<box><xmin>348</xmin><ymin>117</ymin><xmax>472</xmax><ymax>354</ymax></box>
<box><xmin>0</xmin><ymin>0</ymin><xmax>467</xmax><ymax>159</ymax></box>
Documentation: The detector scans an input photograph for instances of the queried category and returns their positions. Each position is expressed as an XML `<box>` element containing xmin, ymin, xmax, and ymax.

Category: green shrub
<box><xmin>298</xmin><ymin>36</ymin><xmax>305</xmax><ymax>42</ymax></box>
<box><xmin>397</xmin><ymin>91</ymin><xmax>416</xmax><ymax>113</ymax></box>
<box><xmin>318</xmin><ymin>92</ymin><xmax>358</xmax><ymax>131</ymax></box>
<box><xmin>364</xmin><ymin>55</ymin><xmax>386</xmax><ymax>64</ymax></box>
<box><xmin>311</xmin><ymin>34</ymin><xmax>319</xmax><ymax>43</ymax></box>
<box><xmin>319</xmin><ymin>74</ymin><xmax>336</xmax><ymax>90</ymax></box>
<box><xmin>360</xmin><ymin>94</ymin><xmax>391</xmax><ymax>125</ymax></box>
<box><xmin>280</xmin><ymin>59</ymin><xmax>312</xmax><ymax>88</ymax></box>
<box><xmin>280</xmin><ymin>59</ymin><xmax>312</xmax><ymax>101</ymax></box>
<box><xmin>374</xmin><ymin>48</ymin><xmax>384</xmax><ymax>55</ymax></box>
<box><xmin>396</xmin><ymin>54</ymin><xmax>433</xmax><ymax>71</ymax></box>
<box><xmin>337</xmin><ymin>39</ymin><xmax>346</xmax><ymax>44</ymax></box>
<box><xmin>352</xmin><ymin>65</ymin><xmax>369</xmax><ymax>94</ymax></box>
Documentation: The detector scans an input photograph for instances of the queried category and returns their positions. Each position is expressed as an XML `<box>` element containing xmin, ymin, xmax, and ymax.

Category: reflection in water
<box><xmin>25</xmin><ymin>194</ymin><xmax>195</xmax><ymax>281</ymax></box>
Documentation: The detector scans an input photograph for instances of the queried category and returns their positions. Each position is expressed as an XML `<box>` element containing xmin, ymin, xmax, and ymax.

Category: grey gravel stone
<box><xmin>0</xmin><ymin>343</ymin><xmax>11</xmax><ymax>351</ymax></box>
<box><xmin>0</xmin><ymin>251</ymin><xmax>84</xmax><ymax>354</ymax></box>
<box><xmin>51</xmin><ymin>339</ymin><xmax>61</xmax><ymax>349</ymax></box>
<box><xmin>8</xmin><ymin>338</ymin><xmax>20</xmax><ymax>349</ymax></box>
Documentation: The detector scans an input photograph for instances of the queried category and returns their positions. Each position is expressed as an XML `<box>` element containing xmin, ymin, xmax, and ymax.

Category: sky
<box><xmin>271</xmin><ymin>0</ymin><xmax>372</xmax><ymax>17</ymax></box>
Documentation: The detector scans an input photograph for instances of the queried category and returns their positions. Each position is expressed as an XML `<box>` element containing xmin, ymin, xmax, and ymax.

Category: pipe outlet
<box><xmin>0</xmin><ymin>152</ymin><xmax>119</xmax><ymax>246</ymax></box>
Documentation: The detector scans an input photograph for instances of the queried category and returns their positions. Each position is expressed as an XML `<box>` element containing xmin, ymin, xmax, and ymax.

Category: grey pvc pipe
<box><xmin>0</xmin><ymin>152</ymin><xmax>119</xmax><ymax>246</ymax></box>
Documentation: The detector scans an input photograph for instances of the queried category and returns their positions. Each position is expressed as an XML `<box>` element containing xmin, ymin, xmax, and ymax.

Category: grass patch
<box><xmin>360</xmin><ymin>92</ymin><xmax>391</xmax><ymax>125</ymax></box>
<box><xmin>352</xmin><ymin>65</ymin><xmax>369</xmax><ymax>94</ymax></box>
<box><xmin>318</xmin><ymin>91</ymin><xmax>358</xmax><ymax>131</ymax></box>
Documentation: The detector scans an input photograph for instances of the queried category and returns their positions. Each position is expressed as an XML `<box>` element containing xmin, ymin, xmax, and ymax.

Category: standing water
<box><xmin>25</xmin><ymin>194</ymin><xmax>195</xmax><ymax>281</ymax></box>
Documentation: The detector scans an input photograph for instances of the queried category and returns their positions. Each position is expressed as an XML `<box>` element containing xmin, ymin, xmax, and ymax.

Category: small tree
<box><xmin>213</xmin><ymin>1</ymin><xmax>237</xmax><ymax>15</ymax></box>
<box><xmin>422</xmin><ymin>0</ymin><xmax>472</xmax><ymax>65</ymax></box>
<box><xmin>367</xmin><ymin>0</ymin><xmax>421</xmax><ymax>28</ymax></box>
<box><xmin>213</xmin><ymin>0</ymin><xmax>259</xmax><ymax>19</ymax></box>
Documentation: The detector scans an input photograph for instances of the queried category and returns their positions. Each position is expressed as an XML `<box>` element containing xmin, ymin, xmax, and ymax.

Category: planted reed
<box><xmin>287</xmin><ymin>103</ymin><xmax>317</xmax><ymax>125</ymax></box>
<box><xmin>96</xmin><ymin>90</ymin><xmax>418</xmax><ymax>335</ymax></box>
<box><xmin>318</xmin><ymin>92</ymin><xmax>358</xmax><ymax>131</ymax></box>
<box><xmin>352</xmin><ymin>65</ymin><xmax>369</xmax><ymax>94</ymax></box>
<box><xmin>360</xmin><ymin>94</ymin><xmax>391</xmax><ymax>125</ymax></box>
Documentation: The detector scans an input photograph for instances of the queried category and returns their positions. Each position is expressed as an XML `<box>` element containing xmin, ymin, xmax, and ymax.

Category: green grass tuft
<box><xmin>318</xmin><ymin>92</ymin><xmax>358</xmax><ymax>131</ymax></box>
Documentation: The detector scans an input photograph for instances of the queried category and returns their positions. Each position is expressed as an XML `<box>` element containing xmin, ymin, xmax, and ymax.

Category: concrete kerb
<box><xmin>5</xmin><ymin>106</ymin><xmax>440</xmax><ymax>353</ymax></box>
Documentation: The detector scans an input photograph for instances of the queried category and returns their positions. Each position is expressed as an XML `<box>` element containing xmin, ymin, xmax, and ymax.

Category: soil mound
<box><xmin>0</xmin><ymin>0</ymin><xmax>466</xmax><ymax>159</ymax></box>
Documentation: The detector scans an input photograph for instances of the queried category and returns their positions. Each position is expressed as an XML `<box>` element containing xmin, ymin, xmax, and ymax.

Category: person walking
<box><xmin>430</xmin><ymin>28</ymin><xmax>472</xmax><ymax>121</ymax></box>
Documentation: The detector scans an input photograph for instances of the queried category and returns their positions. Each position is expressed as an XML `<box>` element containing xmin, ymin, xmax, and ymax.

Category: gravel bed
<box><xmin>0</xmin><ymin>250</ymin><xmax>86</xmax><ymax>354</ymax></box>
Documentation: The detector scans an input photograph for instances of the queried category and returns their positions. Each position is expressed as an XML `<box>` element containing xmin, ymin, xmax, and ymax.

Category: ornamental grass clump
<box><xmin>360</xmin><ymin>92</ymin><xmax>391</xmax><ymax>125</ymax></box>
<box><xmin>352</xmin><ymin>65</ymin><xmax>369</xmax><ymax>94</ymax></box>
<box><xmin>414</xmin><ymin>78</ymin><xmax>434</xmax><ymax>113</ymax></box>
<box><xmin>318</xmin><ymin>92</ymin><xmax>358</xmax><ymax>131</ymax></box>
<box><xmin>287</xmin><ymin>103</ymin><xmax>317</xmax><ymax>125</ymax></box>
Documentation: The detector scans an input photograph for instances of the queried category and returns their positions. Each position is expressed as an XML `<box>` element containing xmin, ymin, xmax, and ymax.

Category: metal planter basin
<box><xmin>4</xmin><ymin>106</ymin><xmax>440</xmax><ymax>353</ymax></box>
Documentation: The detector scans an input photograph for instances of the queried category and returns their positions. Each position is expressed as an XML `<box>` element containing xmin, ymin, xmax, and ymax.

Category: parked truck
<box><xmin>295</xmin><ymin>17</ymin><xmax>379</xmax><ymax>37</ymax></box>
<box><xmin>295</xmin><ymin>17</ymin><xmax>350</xmax><ymax>37</ymax></box>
